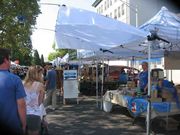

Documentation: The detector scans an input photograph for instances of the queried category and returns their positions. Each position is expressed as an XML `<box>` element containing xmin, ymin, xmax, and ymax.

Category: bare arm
<box><xmin>144</xmin><ymin>84</ymin><xmax>148</xmax><ymax>93</ymax></box>
<box><xmin>45</xmin><ymin>80</ymin><xmax>49</xmax><ymax>91</ymax></box>
<box><xmin>39</xmin><ymin>90</ymin><xmax>45</xmax><ymax>105</ymax></box>
<box><xmin>17</xmin><ymin>98</ymin><xmax>26</xmax><ymax>133</ymax></box>
<box><xmin>38</xmin><ymin>84</ymin><xmax>45</xmax><ymax>105</ymax></box>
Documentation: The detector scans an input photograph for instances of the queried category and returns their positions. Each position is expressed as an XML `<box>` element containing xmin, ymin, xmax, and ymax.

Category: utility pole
<box><xmin>119</xmin><ymin>0</ymin><xmax>138</xmax><ymax>27</ymax></box>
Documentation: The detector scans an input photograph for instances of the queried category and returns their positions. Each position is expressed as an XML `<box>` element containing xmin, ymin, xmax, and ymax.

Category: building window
<box><xmin>122</xmin><ymin>3</ymin><xmax>125</xmax><ymax>15</ymax></box>
<box><xmin>114</xmin><ymin>9</ymin><xmax>117</xmax><ymax>19</ymax></box>
<box><xmin>118</xmin><ymin>6</ymin><xmax>121</xmax><ymax>18</ymax></box>
<box><xmin>114</xmin><ymin>0</ymin><xmax>117</xmax><ymax>3</ymax></box>
<box><xmin>107</xmin><ymin>0</ymin><xmax>109</xmax><ymax>9</ymax></box>
<box><xmin>110</xmin><ymin>0</ymin><xmax>112</xmax><ymax>6</ymax></box>
<box><xmin>101</xmin><ymin>5</ymin><xmax>103</xmax><ymax>13</ymax></box>
<box><xmin>110</xmin><ymin>12</ymin><xmax>112</xmax><ymax>17</ymax></box>
<box><xmin>104</xmin><ymin>1</ymin><xmax>106</xmax><ymax>10</ymax></box>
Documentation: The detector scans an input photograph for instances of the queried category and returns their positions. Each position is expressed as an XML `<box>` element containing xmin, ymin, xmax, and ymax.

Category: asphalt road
<box><xmin>46</xmin><ymin>96</ymin><xmax>180</xmax><ymax>135</ymax></box>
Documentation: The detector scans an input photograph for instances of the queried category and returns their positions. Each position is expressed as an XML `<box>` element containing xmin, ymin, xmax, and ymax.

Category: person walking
<box><xmin>0</xmin><ymin>48</ymin><xmax>26</xmax><ymax>135</ymax></box>
<box><xmin>44</xmin><ymin>63</ymin><xmax>57</xmax><ymax>110</ymax></box>
<box><xmin>23</xmin><ymin>65</ymin><xmax>45</xmax><ymax>135</ymax></box>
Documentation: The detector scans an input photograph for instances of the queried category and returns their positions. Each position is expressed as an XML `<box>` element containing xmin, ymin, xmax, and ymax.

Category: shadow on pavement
<box><xmin>46</xmin><ymin>96</ymin><xmax>180</xmax><ymax>135</ymax></box>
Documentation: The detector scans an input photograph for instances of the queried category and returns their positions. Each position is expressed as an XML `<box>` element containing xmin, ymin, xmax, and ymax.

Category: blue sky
<box><xmin>31</xmin><ymin>0</ymin><xmax>95</xmax><ymax>59</ymax></box>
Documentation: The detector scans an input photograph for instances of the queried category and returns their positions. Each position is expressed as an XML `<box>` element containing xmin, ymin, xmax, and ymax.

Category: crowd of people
<box><xmin>0</xmin><ymin>48</ymin><xmax>59</xmax><ymax>135</ymax></box>
<box><xmin>10</xmin><ymin>66</ymin><xmax>28</xmax><ymax>80</ymax></box>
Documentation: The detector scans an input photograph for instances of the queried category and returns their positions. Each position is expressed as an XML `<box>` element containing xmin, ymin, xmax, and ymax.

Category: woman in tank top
<box><xmin>24</xmin><ymin>65</ymin><xmax>45</xmax><ymax>135</ymax></box>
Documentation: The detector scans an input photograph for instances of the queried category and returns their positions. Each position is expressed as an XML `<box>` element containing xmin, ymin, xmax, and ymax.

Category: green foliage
<box><xmin>32</xmin><ymin>49</ymin><xmax>41</xmax><ymax>65</ymax></box>
<box><xmin>52</xmin><ymin>42</ymin><xmax>56</xmax><ymax>50</ymax></box>
<box><xmin>48</xmin><ymin>51</ymin><xmax>64</xmax><ymax>61</ymax></box>
<box><xmin>0</xmin><ymin>0</ymin><xmax>40</xmax><ymax>65</ymax></box>
<box><xmin>48</xmin><ymin>49</ymin><xmax>77</xmax><ymax>61</ymax></box>
<box><xmin>69</xmin><ymin>49</ymin><xmax>77</xmax><ymax>60</ymax></box>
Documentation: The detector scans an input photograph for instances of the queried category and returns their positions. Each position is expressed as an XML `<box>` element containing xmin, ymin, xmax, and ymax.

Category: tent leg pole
<box><xmin>96</xmin><ymin>60</ymin><xmax>99</xmax><ymax>108</ymax></box>
<box><xmin>147</xmin><ymin>41</ymin><xmax>152</xmax><ymax>135</ymax></box>
<box><xmin>101</xmin><ymin>54</ymin><xmax>104</xmax><ymax>110</ymax></box>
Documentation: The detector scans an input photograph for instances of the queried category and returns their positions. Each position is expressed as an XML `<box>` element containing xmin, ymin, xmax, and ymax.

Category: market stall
<box><xmin>79</xmin><ymin>64</ymin><xmax>139</xmax><ymax>96</ymax></box>
<box><xmin>103</xmin><ymin>67</ymin><xmax>180</xmax><ymax>124</ymax></box>
<box><xmin>55</xmin><ymin>5</ymin><xmax>148</xmax><ymax>107</ymax></box>
<box><xmin>103</xmin><ymin>89</ymin><xmax>180</xmax><ymax>119</ymax></box>
<box><xmin>55</xmin><ymin>5</ymin><xmax>180</xmax><ymax>134</ymax></box>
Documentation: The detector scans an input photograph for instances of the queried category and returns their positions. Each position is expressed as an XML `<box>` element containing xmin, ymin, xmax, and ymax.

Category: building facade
<box><xmin>92</xmin><ymin>0</ymin><xmax>180</xmax><ymax>27</ymax></box>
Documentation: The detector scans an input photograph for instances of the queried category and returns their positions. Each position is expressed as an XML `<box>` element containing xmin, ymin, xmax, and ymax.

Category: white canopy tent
<box><xmin>139</xmin><ymin>7</ymin><xmax>180</xmax><ymax>135</ymax></box>
<box><xmin>78</xmin><ymin>7</ymin><xmax>180</xmax><ymax>62</ymax></box>
<box><xmin>55</xmin><ymin>5</ymin><xmax>148</xmax><ymax>51</ymax></box>
<box><xmin>140</xmin><ymin>7</ymin><xmax>180</xmax><ymax>49</ymax></box>
<box><xmin>78</xmin><ymin>39</ymin><xmax>164</xmax><ymax>61</ymax></box>
<box><xmin>55</xmin><ymin>5</ymin><xmax>149</xmax><ymax>104</ymax></box>
<box><xmin>54</xmin><ymin>5</ymin><xmax>162</xmax><ymax>135</ymax></box>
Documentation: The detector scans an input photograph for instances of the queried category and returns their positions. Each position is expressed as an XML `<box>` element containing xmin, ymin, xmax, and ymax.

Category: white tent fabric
<box><xmin>140</xmin><ymin>7</ymin><xmax>180</xmax><ymax>49</ymax></box>
<box><xmin>10</xmin><ymin>61</ymin><xmax>20</xmax><ymax>67</ymax></box>
<box><xmin>139</xmin><ymin>7</ymin><xmax>180</xmax><ymax>134</ymax></box>
<box><xmin>55</xmin><ymin>6</ymin><xmax>148</xmax><ymax>51</ymax></box>
<box><xmin>61</xmin><ymin>53</ymin><xmax>69</xmax><ymax>63</ymax></box>
<box><xmin>79</xmin><ymin>7</ymin><xmax>180</xmax><ymax>61</ymax></box>
<box><xmin>51</xmin><ymin>53</ymin><xmax>70</xmax><ymax>67</ymax></box>
<box><xmin>78</xmin><ymin>39</ymin><xmax>164</xmax><ymax>61</ymax></box>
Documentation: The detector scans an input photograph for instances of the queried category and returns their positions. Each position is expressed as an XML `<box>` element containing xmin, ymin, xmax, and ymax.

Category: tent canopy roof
<box><xmin>140</xmin><ymin>7</ymin><xmax>180</xmax><ymax>47</ymax></box>
<box><xmin>55</xmin><ymin>6</ymin><xmax>148</xmax><ymax>51</ymax></box>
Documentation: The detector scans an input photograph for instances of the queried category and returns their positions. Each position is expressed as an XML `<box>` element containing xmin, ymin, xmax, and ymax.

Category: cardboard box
<box><xmin>161</xmin><ymin>89</ymin><xmax>173</xmax><ymax>99</ymax></box>
<box><xmin>175</xmin><ymin>85</ymin><xmax>180</xmax><ymax>93</ymax></box>
<box><xmin>151</xmin><ymin>90</ymin><xmax>158</xmax><ymax>98</ymax></box>
<box><xmin>150</xmin><ymin>98</ymin><xmax>162</xmax><ymax>102</ymax></box>
<box><xmin>127</xmin><ymin>81</ymin><xmax>136</xmax><ymax>89</ymax></box>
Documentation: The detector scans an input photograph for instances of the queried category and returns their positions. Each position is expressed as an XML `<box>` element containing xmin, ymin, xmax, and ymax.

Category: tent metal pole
<box><xmin>107</xmin><ymin>59</ymin><xmax>110</xmax><ymax>81</ymax></box>
<box><xmin>96</xmin><ymin>60</ymin><xmax>99</xmax><ymax>108</ymax></box>
<box><xmin>101</xmin><ymin>54</ymin><xmax>104</xmax><ymax>110</ymax></box>
<box><xmin>146</xmin><ymin>41</ymin><xmax>152</xmax><ymax>135</ymax></box>
<box><xmin>170</xmin><ymin>45</ymin><xmax>173</xmax><ymax>82</ymax></box>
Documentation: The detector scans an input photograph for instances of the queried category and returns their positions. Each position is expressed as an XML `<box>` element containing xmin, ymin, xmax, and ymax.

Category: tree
<box><xmin>48</xmin><ymin>42</ymin><xmax>77</xmax><ymax>61</ymax></box>
<box><xmin>40</xmin><ymin>54</ymin><xmax>45</xmax><ymax>66</ymax></box>
<box><xmin>32</xmin><ymin>49</ymin><xmax>41</xmax><ymax>65</ymax></box>
<box><xmin>0</xmin><ymin>0</ymin><xmax>41</xmax><ymax>65</ymax></box>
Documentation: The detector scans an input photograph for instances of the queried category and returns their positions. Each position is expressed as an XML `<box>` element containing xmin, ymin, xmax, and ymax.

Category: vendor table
<box><xmin>103</xmin><ymin>90</ymin><xmax>180</xmax><ymax>119</ymax></box>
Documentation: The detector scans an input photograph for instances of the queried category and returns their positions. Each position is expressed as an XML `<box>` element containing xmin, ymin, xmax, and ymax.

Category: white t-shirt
<box><xmin>25</xmin><ymin>82</ymin><xmax>43</xmax><ymax>116</ymax></box>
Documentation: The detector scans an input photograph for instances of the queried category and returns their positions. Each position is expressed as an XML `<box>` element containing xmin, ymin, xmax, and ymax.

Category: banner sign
<box><xmin>63</xmin><ymin>70</ymin><xmax>77</xmax><ymax>80</ymax></box>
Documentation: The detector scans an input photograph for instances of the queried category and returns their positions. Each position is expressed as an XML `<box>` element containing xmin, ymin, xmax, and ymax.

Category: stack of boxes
<box><xmin>150</xmin><ymin>69</ymin><xmax>164</xmax><ymax>102</ymax></box>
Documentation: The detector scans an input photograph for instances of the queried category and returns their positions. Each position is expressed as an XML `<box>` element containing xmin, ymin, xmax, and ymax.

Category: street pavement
<box><xmin>46</xmin><ymin>96</ymin><xmax>180</xmax><ymax>135</ymax></box>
